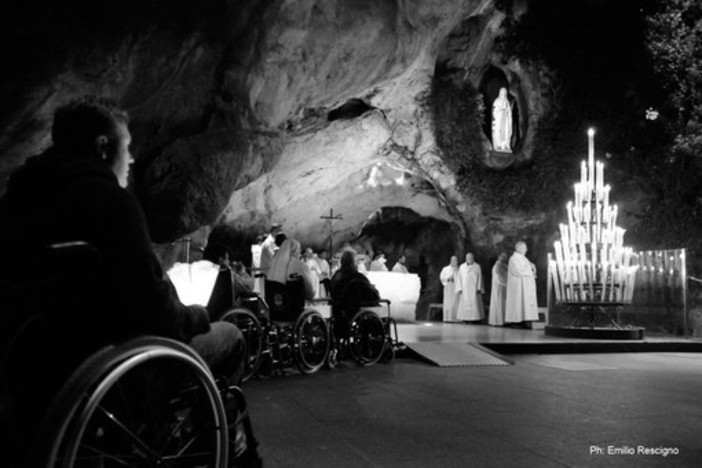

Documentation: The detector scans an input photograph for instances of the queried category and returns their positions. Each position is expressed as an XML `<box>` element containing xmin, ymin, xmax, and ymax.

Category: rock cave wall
<box><xmin>0</xmin><ymin>0</ymin><xmax>561</xmax><ymax>319</ymax></box>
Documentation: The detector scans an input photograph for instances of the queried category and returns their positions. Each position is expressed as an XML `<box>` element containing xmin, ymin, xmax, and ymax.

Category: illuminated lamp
<box><xmin>167</xmin><ymin>260</ymin><xmax>221</xmax><ymax>306</ymax></box>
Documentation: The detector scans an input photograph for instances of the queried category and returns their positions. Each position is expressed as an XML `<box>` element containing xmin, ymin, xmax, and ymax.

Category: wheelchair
<box><xmin>326</xmin><ymin>299</ymin><xmax>399</xmax><ymax>368</ymax></box>
<box><xmin>0</xmin><ymin>245</ymin><xmax>260</xmax><ymax>467</ymax></box>
<box><xmin>219</xmin><ymin>278</ymin><xmax>330</xmax><ymax>380</ymax></box>
<box><xmin>2</xmin><ymin>326</ymin><xmax>259</xmax><ymax>467</ymax></box>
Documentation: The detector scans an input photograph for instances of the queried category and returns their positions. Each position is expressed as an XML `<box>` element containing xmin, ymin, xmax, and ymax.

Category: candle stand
<box><xmin>545</xmin><ymin>128</ymin><xmax>644</xmax><ymax>340</ymax></box>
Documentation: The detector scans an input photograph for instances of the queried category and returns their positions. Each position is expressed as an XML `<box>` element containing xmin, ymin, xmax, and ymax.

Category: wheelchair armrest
<box><xmin>360</xmin><ymin>299</ymin><xmax>391</xmax><ymax>307</ymax></box>
<box><xmin>307</xmin><ymin>297</ymin><xmax>332</xmax><ymax>306</ymax></box>
<box><xmin>237</xmin><ymin>291</ymin><xmax>261</xmax><ymax>300</ymax></box>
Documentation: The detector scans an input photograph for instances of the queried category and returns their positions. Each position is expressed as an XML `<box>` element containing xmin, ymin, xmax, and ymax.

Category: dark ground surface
<box><xmin>244</xmin><ymin>350</ymin><xmax>702</xmax><ymax>467</ymax></box>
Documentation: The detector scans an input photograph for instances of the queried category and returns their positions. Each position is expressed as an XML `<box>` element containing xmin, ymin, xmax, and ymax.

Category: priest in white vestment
<box><xmin>492</xmin><ymin>87</ymin><xmax>513</xmax><ymax>153</ymax></box>
<box><xmin>488</xmin><ymin>253</ymin><xmax>508</xmax><ymax>326</ymax></box>
<box><xmin>439</xmin><ymin>256</ymin><xmax>460</xmax><ymax>322</ymax></box>
<box><xmin>392</xmin><ymin>255</ymin><xmax>409</xmax><ymax>273</ymax></box>
<box><xmin>370</xmin><ymin>253</ymin><xmax>388</xmax><ymax>271</ymax></box>
<box><xmin>505</xmin><ymin>241</ymin><xmax>539</xmax><ymax>324</ymax></box>
<box><xmin>455</xmin><ymin>253</ymin><xmax>484</xmax><ymax>322</ymax></box>
<box><xmin>315</xmin><ymin>252</ymin><xmax>331</xmax><ymax>297</ymax></box>
<box><xmin>304</xmin><ymin>248</ymin><xmax>322</xmax><ymax>298</ymax></box>
<box><xmin>259</xmin><ymin>224</ymin><xmax>282</xmax><ymax>275</ymax></box>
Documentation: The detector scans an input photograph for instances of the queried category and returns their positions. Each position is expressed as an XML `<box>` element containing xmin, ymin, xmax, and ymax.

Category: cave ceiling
<box><xmin>0</xmin><ymin>0</ymin><xmax>541</xmax><ymax>254</ymax></box>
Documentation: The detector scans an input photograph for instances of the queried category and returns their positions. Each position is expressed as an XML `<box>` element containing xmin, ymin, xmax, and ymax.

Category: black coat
<box><xmin>0</xmin><ymin>149</ymin><xmax>213</xmax><ymax>465</ymax></box>
<box><xmin>329</xmin><ymin>265</ymin><xmax>380</xmax><ymax>318</ymax></box>
<box><xmin>0</xmin><ymin>149</ymin><xmax>209</xmax><ymax>352</ymax></box>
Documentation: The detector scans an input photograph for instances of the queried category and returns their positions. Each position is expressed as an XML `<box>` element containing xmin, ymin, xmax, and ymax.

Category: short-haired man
<box><xmin>0</xmin><ymin>96</ymin><xmax>248</xmax><ymax>465</ymax></box>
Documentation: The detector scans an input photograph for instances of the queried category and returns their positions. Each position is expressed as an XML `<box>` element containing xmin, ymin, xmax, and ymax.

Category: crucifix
<box><xmin>320</xmin><ymin>208</ymin><xmax>343</xmax><ymax>255</ymax></box>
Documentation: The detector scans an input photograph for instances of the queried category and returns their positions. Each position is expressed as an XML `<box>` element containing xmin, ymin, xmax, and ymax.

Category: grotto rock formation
<box><xmin>0</xmin><ymin>0</ymin><xmax>554</xmax><ymax>318</ymax></box>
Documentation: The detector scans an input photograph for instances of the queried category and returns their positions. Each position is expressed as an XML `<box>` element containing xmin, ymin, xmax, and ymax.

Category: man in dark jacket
<box><xmin>0</xmin><ymin>96</ymin><xmax>245</xmax><ymax>464</ymax></box>
<box><xmin>329</xmin><ymin>250</ymin><xmax>381</xmax><ymax>337</ymax></box>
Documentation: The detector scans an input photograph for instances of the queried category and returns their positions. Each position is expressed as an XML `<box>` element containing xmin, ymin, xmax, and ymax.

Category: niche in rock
<box><xmin>479</xmin><ymin>66</ymin><xmax>522</xmax><ymax>154</ymax></box>
<box><xmin>356</xmin><ymin>206</ymin><xmax>462</xmax><ymax>320</ymax></box>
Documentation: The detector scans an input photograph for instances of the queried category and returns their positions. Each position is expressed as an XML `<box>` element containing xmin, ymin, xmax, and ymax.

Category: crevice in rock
<box><xmin>327</xmin><ymin>98</ymin><xmax>376</xmax><ymax>122</ymax></box>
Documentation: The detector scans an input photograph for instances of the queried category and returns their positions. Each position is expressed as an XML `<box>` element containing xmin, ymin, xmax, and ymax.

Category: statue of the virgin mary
<box><xmin>492</xmin><ymin>87</ymin><xmax>513</xmax><ymax>153</ymax></box>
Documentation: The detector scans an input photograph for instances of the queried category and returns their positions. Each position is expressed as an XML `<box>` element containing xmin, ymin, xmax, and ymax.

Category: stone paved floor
<box><xmin>244</xmin><ymin>351</ymin><xmax>702</xmax><ymax>467</ymax></box>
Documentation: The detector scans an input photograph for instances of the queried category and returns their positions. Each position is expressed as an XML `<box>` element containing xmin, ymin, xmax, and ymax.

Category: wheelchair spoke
<box><xmin>43</xmin><ymin>340</ymin><xmax>229</xmax><ymax>468</ymax></box>
<box><xmin>96</xmin><ymin>405</ymin><xmax>161</xmax><ymax>460</ymax></box>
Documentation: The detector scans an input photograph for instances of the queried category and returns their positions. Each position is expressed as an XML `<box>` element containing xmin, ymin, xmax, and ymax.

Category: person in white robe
<box><xmin>250</xmin><ymin>236</ymin><xmax>263</xmax><ymax>270</ymax></box>
<box><xmin>267</xmin><ymin>239</ymin><xmax>315</xmax><ymax>300</ymax></box>
<box><xmin>492</xmin><ymin>87</ymin><xmax>513</xmax><ymax>153</ymax></box>
<box><xmin>439</xmin><ymin>256</ymin><xmax>460</xmax><ymax>322</ymax></box>
<box><xmin>455</xmin><ymin>253</ymin><xmax>484</xmax><ymax>322</ymax></box>
<box><xmin>369</xmin><ymin>253</ymin><xmax>388</xmax><ymax>271</ymax></box>
<box><xmin>315</xmin><ymin>251</ymin><xmax>331</xmax><ymax>297</ymax></box>
<box><xmin>356</xmin><ymin>254</ymin><xmax>369</xmax><ymax>275</ymax></box>
<box><xmin>488</xmin><ymin>253</ymin><xmax>508</xmax><ymax>326</ymax></box>
<box><xmin>392</xmin><ymin>255</ymin><xmax>409</xmax><ymax>273</ymax></box>
<box><xmin>303</xmin><ymin>248</ymin><xmax>322</xmax><ymax>298</ymax></box>
<box><xmin>259</xmin><ymin>224</ymin><xmax>282</xmax><ymax>275</ymax></box>
<box><xmin>505</xmin><ymin>241</ymin><xmax>539</xmax><ymax>325</ymax></box>
<box><xmin>250</xmin><ymin>234</ymin><xmax>266</xmax><ymax>295</ymax></box>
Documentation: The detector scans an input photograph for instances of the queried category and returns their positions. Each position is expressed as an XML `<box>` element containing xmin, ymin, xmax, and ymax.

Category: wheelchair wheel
<box><xmin>293</xmin><ymin>309</ymin><xmax>329</xmax><ymax>374</ymax></box>
<box><xmin>35</xmin><ymin>337</ymin><xmax>228</xmax><ymax>468</ymax></box>
<box><xmin>348</xmin><ymin>310</ymin><xmax>386</xmax><ymax>366</ymax></box>
<box><xmin>220</xmin><ymin>308</ymin><xmax>264</xmax><ymax>382</ymax></box>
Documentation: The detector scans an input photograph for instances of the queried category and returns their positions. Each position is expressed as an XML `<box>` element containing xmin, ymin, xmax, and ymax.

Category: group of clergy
<box><xmin>439</xmin><ymin>241</ymin><xmax>538</xmax><ymax>327</ymax></box>
<box><xmin>368</xmin><ymin>253</ymin><xmax>409</xmax><ymax>273</ymax></box>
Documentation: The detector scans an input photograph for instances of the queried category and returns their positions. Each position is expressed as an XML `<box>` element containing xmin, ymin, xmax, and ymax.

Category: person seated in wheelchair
<box><xmin>329</xmin><ymin>250</ymin><xmax>381</xmax><ymax>338</ymax></box>
<box><xmin>0</xmin><ymin>96</ymin><xmax>249</xmax><ymax>466</ymax></box>
<box><xmin>206</xmin><ymin>246</ymin><xmax>259</xmax><ymax>317</ymax></box>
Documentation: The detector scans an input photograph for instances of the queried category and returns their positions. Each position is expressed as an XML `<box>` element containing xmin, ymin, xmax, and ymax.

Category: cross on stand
<box><xmin>320</xmin><ymin>208</ymin><xmax>343</xmax><ymax>255</ymax></box>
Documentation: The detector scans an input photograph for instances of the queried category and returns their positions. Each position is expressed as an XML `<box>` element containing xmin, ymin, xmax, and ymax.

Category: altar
<box><xmin>366</xmin><ymin>271</ymin><xmax>421</xmax><ymax>322</ymax></box>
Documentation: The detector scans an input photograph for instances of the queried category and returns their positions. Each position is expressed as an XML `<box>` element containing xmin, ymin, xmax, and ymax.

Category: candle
<box><xmin>591</xmin><ymin>241</ymin><xmax>598</xmax><ymax>266</ymax></box>
<box><xmin>588</xmin><ymin>128</ymin><xmax>595</xmax><ymax>189</ymax></box>
<box><xmin>596</xmin><ymin>201</ymin><xmax>602</xmax><ymax>229</ymax></box>
<box><xmin>601</xmin><ymin>245</ymin><xmax>607</xmax><ymax>266</ymax></box>
<box><xmin>580</xmin><ymin>161</ymin><xmax>587</xmax><ymax>187</ymax></box>
<box><xmin>603</xmin><ymin>185</ymin><xmax>610</xmax><ymax>211</ymax></box>
<box><xmin>585</xmin><ymin>200</ymin><xmax>591</xmax><ymax>223</ymax></box>
<box><xmin>611</xmin><ymin>205</ymin><xmax>618</xmax><ymax>227</ymax></box>
<box><xmin>596</xmin><ymin>161</ymin><xmax>604</xmax><ymax>193</ymax></box>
